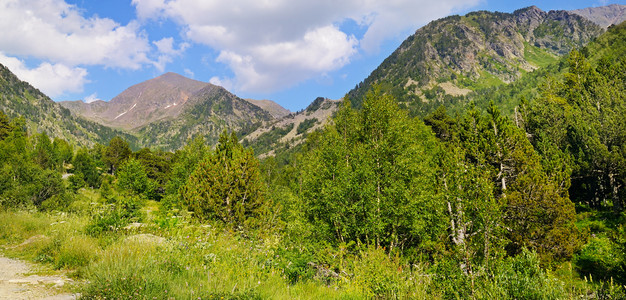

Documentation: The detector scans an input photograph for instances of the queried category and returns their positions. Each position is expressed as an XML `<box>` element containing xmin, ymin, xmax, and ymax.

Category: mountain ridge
<box><xmin>60</xmin><ymin>72</ymin><xmax>289</xmax><ymax>132</ymax></box>
<box><xmin>346</xmin><ymin>5</ymin><xmax>604</xmax><ymax>116</ymax></box>
<box><xmin>571</xmin><ymin>4</ymin><xmax>626</xmax><ymax>28</ymax></box>
<box><xmin>0</xmin><ymin>63</ymin><xmax>138</xmax><ymax>148</ymax></box>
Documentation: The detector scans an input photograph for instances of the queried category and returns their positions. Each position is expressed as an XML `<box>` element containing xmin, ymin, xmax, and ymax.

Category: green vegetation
<box><xmin>296</xmin><ymin>118</ymin><xmax>318</xmax><ymax>135</ymax></box>
<box><xmin>0</xmin><ymin>15</ymin><xmax>625</xmax><ymax>300</ymax></box>
<box><xmin>524</xmin><ymin>42</ymin><xmax>559</xmax><ymax>68</ymax></box>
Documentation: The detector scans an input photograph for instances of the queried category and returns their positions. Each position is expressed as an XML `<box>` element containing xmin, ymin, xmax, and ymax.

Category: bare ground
<box><xmin>0</xmin><ymin>256</ymin><xmax>77</xmax><ymax>300</ymax></box>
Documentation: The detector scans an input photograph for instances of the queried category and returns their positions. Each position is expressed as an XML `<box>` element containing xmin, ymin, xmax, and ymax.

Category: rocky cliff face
<box><xmin>347</xmin><ymin>6</ymin><xmax>603</xmax><ymax>112</ymax></box>
<box><xmin>571</xmin><ymin>4</ymin><xmax>626</xmax><ymax>28</ymax></box>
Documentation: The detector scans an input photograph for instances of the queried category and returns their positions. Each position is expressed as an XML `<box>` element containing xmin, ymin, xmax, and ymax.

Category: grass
<box><xmin>0</xmin><ymin>188</ymin><xmax>622</xmax><ymax>299</ymax></box>
<box><xmin>524</xmin><ymin>42</ymin><xmax>558</xmax><ymax>69</ymax></box>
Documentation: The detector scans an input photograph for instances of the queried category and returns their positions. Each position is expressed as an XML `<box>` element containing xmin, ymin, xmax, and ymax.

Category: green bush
<box><xmin>85</xmin><ymin>196</ymin><xmax>143</xmax><ymax>236</ymax></box>
<box><xmin>40</xmin><ymin>193</ymin><xmax>74</xmax><ymax>212</ymax></box>
<box><xmin>575</xmin><ymin>237</ymin><xmax>623</xmax><ymax>281</ymax></box>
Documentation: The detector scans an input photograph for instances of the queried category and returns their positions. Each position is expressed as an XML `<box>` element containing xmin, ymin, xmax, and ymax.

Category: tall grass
<box><xmin>1</xmin><ymin>208</ymin><xmax>618</xmax><ymax>299</ymax></box>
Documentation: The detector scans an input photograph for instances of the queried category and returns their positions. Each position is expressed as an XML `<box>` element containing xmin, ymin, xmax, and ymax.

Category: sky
<box><xmin>0</xmin><ymin>0</ymin><xmax>624</xmax><ymax>111</ymax></box>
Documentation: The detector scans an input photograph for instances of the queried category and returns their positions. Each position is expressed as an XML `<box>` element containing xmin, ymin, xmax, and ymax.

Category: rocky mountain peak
<box><xmin>347</xmin><ymin>5</ymin><xmax>603</xmax><ymax>113</ymax></box>
<box><xmin>571</xmin><ymin>4</ymin><xmax>626</xmax><ymax>28</ymax></box>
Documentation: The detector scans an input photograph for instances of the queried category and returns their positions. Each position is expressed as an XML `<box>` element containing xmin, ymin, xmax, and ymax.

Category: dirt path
<box><xmin>0</xmin><ymin>256</ymin><xmax>77</xmax><ymax>300</ymax></box>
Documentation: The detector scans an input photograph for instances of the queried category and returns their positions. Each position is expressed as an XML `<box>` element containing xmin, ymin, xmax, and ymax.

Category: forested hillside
<box><xmin>347</xmin><ymin>6</ymin><xmax>603</xmax><ymax>117</ymax></box>
<box><xmin>0</xmin><ymin>9</ymin><xmax>625</xmax><ymax>300</ymax></box>
<box><xmin>0</xmin><ymin>64</ymin><xmax>138</xmax><ymax>148</ymax></box>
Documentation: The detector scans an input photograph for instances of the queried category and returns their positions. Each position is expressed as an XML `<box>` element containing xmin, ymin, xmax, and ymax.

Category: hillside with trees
<box><xmin>0</xmin><ymin>8</ymin><xmax>625</xmax><ymax>300</ymax></box>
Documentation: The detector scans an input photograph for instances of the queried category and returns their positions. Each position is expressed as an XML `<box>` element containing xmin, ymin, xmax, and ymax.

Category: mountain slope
<box><xmin>243</xmin><ymin>99</ymin><xmax>291</xmax><ymax>119</ymax></box>
<box><xmin>61</xmin><ymin>73</ymin><xmax>212</xmax><ymax>130</ymax></box>
<box><xmin>243</xmin><ymin>97</ymin><xmax>340</xmax><ymax>157</ymax></box>
<box><xmin>0</xmin><ymin>63</ymin><xmax>137</xmax><ymax>147</ymax></box>
<box><xmin>571</xmin><ymin>4</ymin><xmax>626</xmax><ymax>28</ymax></box>
<box><xmin>136</xmin><ymin>84</ymin><xmax>274</xmax><ymax>150</ymax></box>
<box><xmin>346</xmin><ymin>6</ymin><xmax>604</xmax><ymax>116</ymax></box>
<box><xmin>61</xmin><ymin>73</ymin><xmax>289</xmax><ymax>150</ymax></box>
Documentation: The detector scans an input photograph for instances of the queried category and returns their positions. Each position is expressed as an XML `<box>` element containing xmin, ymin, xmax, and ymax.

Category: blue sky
<box><xmin>0</xmin><ymin>0</ymin><xmax>623</xmax><ymax>111</ymax></box>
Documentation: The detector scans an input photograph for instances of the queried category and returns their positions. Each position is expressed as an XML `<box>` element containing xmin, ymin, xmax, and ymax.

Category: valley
<box><xmin>0</xmin><ymin>3</ymin><xmax>625</xmax><ymax>299</ymax></box>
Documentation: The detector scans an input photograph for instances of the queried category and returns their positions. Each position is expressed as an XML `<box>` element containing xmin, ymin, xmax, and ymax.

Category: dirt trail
<box><xmin>0</xmin><ymin>256</ymin><xmax>77</xmax><ymax>300</ymax></box>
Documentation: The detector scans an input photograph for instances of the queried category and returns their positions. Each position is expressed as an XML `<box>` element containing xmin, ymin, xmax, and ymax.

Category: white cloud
<box><xmin>132</xmin><ymin>0</ymin><xmax>480</xmax><ymax>93</ymax></box>
<box><xmin>184</xmin><ymin>68</ymin><xmax>195</xmax><ymax>78</ymax></box>
<box><xmin>0</xmin><ymin>0</ymin><xmax>152</xmax><ymax>69</ymax></box>
<box><xmin>84</xmin><ymin>93</ymin><xmax>99</xmax><ymax>103</ymax></box>
<box><xmin>209</xmin><ymin>76</ymin><xmax>233</xmax><ymax>91</ymax></box>
<box><xmin>152</xmin><ymin>37</ymin><xmax>190</xmax><ymax>71</ymax></box>
<box><xmin>0</xmin><ymin>53</ymin><xmax>88</xmax><ymax>97</ymax></box>
<box><xmin>214</xmin><ymin>26</ymin><xmax>357</xmax><ymax>92</ymax></box>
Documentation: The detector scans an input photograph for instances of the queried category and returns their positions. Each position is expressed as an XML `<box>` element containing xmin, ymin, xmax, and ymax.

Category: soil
<box><xmin>0</xmin><ymin>256</ymin><xmax>77</xmax><ymax>300</ymax></box>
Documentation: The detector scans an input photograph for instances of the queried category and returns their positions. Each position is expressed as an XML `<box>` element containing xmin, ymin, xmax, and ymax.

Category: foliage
<box><xmin>302</xmin><ymin>88</ymin><xmax>443</xmax><ymax>251</ymax></box>
<box><xmin>296</xmin><ymin>118</ymin><xmax>318</xmax><ymax>135</ymax></box>
<box><xmin>72</xmin><ymin>147</ymin><xmax>101</xmax><ymax>188</ymax></box>
<box><xmin>182</xmin><ymin>131</ymin><xmax>266</xmax><ymax>227</ymax></box>
<box><xmin>103</xmin><ymin>136</ymin><xmax>132</xmax><ymax>175</ymax></box>
<box><xmin>85</xmin><ymin>196</ymin><xmax>143</xmax><ymax>236</ymax></box>
<box><xmin>116</xmin><ymin>158</ymin><xmax>157</xmax><ymax>198</ymax></box>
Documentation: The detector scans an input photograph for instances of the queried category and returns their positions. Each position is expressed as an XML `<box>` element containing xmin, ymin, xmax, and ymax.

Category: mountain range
<box><xmin>347</xmin><ymin>6</ymin><xmax>605</xmax><ymax>114</ymax></box>
<box><xmin>0</xmin><ymin>64</ymin><xmax>138</xmax><ymax>147</ymax></box>
<box><xmin>1</xmin><ymin>4</ymin><xmax>625</xmax><ymax>154</ymax></box>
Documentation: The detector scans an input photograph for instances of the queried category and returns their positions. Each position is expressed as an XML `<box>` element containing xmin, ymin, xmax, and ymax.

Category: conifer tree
<box><xmin>182</xmin><ymin>131</ymin><xmax>265</xmax><ymax>227</ymax></box>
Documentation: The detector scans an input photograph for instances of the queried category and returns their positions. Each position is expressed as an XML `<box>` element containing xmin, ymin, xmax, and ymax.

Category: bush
<box><xmin>575</xmin><ymin>237</ymin><xmax>623</xmax><ymax>282</ymax></box>
<box><xmin>67</xmin><ymin>173</ymin><xmax>86</xmax><ymax>193</ymax></box>
<box><xmin>85</xmin><ymin>196</ymin><xmax>143</xmax><ymax>236</ymax></box>
<box><xmin>40</xmin><ymin>193</ymin><xmax>74</xmax><ymax>212</ymax></box>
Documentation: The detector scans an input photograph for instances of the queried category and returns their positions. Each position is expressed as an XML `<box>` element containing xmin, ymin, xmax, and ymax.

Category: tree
<box><xmin>181</xmin><ymin>131</ymin><xmax>265</xmax><ymax>227</ymax></box>
<box><xmin>165</xmin><ymin>136</ymin><xmax>209</xmax><ymax>197</ymax></box>
<box><xmin>117</xmin><ymin>158</ymin><xmax>155</xmax><ymax>197</ymax></box>
<box><xmin>33</xmin><ymin>132</ymin><xmax>54</xmax><ymax>170</ymax></box>
<box><xmin>457</xmin><ymin>102</ymin><xmax>580</xmax><ymax>263</ymax></box>
<box><xmin>72</xmin><ymin>147</ymin><xmax>101</xmax><ymax>188</ymax></box>
<box><xmin>0</xmin><ymin>110</ymin><xmax>12</xmax><ymax>141</ymax></box>
<box><xmin>301</xmin><ymin>87</ymin><xmax>444</xmax><ymax>252</ymax></box>
<box><xmin>103</xmin><ymin>136</ymin><xmax>131</xmax><ymax>175</ymax></box>
<box><xmin>134</xmin><ymin>147</ymin><xmax>172</xmax><ymax>198</ymax></box>
<box><xmin>523</xmin><ymin>50</ymin><xmax>626</xmax><ymax>212</ymax></box>
<box><xmin>52</xmin><ymin>138</ymin><xmax>73</xmax><ymax>166</ymax></box>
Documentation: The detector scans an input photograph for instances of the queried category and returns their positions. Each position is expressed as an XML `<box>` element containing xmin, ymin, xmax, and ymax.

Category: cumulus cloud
<box><xmin>0</xmin><ymin>53</ymin><xmax>88</xmax><ymax>97</ymax></box>
<box><xmin>0</xmin><ymin>0</ymin><xmax>165</xmax><ymax>96</ymax></box>
<box><xmin>132</xmin><ymin>0</ymin><xmax>480</xmax><ymax>93</ymax></box>
<box><xmin>0</xmin><ymin>0</ymin><xmax>152</xmax><ymax>69</ymax></box>
<box><xmin>153</xmin><ymin>37</ymin><xmax>190</xmax><ymax>71</ymax></box>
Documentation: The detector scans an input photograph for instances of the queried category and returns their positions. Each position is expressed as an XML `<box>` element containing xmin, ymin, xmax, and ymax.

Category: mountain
<box><xmin>243</xmin><ymin>97</ymin><xmax>340</xmax><ymax>157</ymax></box>
<box><xmin>136</xmin><ymin>83</ymin><xmax>273</xmax><ymax>150</ymax></box>
<box><xmin>0</xmin><ymin>63</ymin><xmax>137</xmax><ymax>147</ymax></box>
<box><xmin>571</xmin><ymin>4</ymin><xmax>626</xmax><ymax>28</ymax></box>
<box><xmin>61</xmin><ymin>73</ymin><xmax>222</xmax><ymax>130</ymax></box>
<box><xmin>61</xmin><ymin>73</ymin><xmax>288</xmax><ymax>150</ymax></box>
<box><xmin>243</xmin><ymin>99</ymin><xmax>291</xmax><ymax>119</ymax></box>
<box><xmin>346</xmin><ymin>6</ymin><xmax>604</xmax><ymax>116</ymax></box>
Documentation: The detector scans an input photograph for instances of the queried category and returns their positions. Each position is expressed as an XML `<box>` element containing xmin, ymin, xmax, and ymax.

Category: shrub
<box><xmin>574</xmin><ymin>237</ymin><xmax>622</xmax><ymax>282</ymax></box>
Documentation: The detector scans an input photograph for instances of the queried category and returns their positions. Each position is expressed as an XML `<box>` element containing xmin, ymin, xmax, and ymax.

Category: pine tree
<box><xmin>182</xmin><ymin>131</ymin><xmax>265</xmax><ymax>227</ymax></box>
<box><xmin>103</xmin><ymin>136</ymin><xmax>132</xmax><ymax>175</ymax></box>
